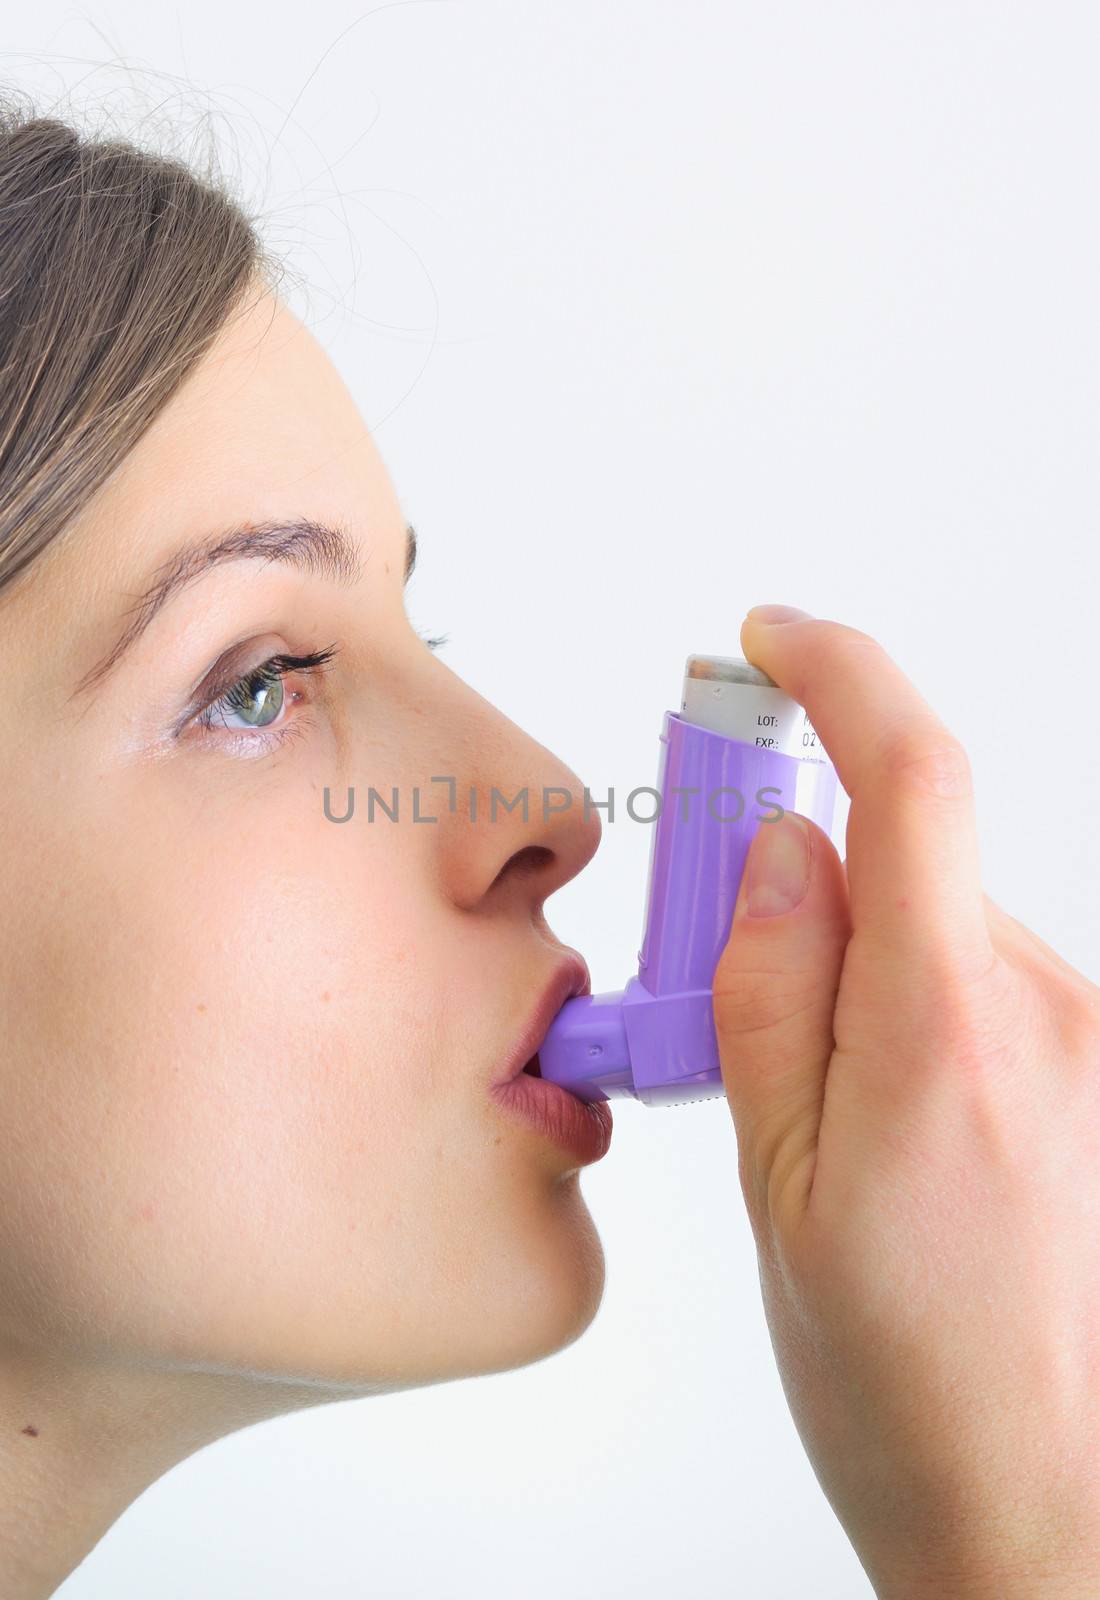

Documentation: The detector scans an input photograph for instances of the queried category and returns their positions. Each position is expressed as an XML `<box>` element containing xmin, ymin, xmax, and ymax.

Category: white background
<box><xmin>5</xmin><ymin>4</ymin><xmax>1098</xmax><ymax>1595</ymax></box>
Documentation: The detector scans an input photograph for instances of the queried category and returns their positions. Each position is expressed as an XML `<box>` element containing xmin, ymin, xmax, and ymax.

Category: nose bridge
<box><xmin>410</xmin><ymin>655</ymin><xmax>602</xmax><ymax>897</ymax></box>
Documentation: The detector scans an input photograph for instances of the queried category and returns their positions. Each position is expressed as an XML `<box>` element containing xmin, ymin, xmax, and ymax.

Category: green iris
<box><xmin>223</xmin><ymin>667</ymin><xmax>285</xmax><ymax>728</ymax></box>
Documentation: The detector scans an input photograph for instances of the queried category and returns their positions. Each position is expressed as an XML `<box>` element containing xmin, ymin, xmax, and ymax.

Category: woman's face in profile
<box><xmin>0</xmin><ymin>288</ymin><xmax>606</xmax><ymax>1390</ymax></box>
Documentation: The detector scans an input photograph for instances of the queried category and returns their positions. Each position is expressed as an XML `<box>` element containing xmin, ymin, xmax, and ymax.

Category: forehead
<box><xmin>146</xmin><ymin>290</ymin><xmax>359</xmax><ymax>461</ymax></box>
<box><xmin>4</xmin><ymin>288</ymin><xmax>408</xmax><ymax>687</ymax></box>
<box><xmin>49</xmin><ymin>288</ymin><xmax>389</xmax><ymax>565</ymax></box>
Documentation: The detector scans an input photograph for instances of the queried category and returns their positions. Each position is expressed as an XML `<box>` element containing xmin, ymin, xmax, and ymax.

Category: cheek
<box><xmin>0</xmin><ymin>797</ymin><xmax>606</xmax><ymax>1383</ymax></box>
<box><xmin>116</xmin><ymin>845</ymin><xmax>454</xmax><ymax>1219</ymax></box>
<box><xmin>0</xmin><ymin>819</ymin><xmax>450</xmax><ymax>1352</ymax></box>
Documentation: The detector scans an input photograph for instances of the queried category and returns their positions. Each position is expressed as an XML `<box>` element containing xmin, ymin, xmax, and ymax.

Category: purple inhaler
<box><xmin>538</xmin><ymin>654</ymin><xmax>840</xmax><ymax>1106</ymax></box>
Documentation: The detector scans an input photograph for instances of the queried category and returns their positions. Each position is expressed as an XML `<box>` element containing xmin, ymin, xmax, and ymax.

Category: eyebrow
<box><xmin>71</xmin><ymin>518</ymin><xmax>419</xmax><ymax>702</ymax></box>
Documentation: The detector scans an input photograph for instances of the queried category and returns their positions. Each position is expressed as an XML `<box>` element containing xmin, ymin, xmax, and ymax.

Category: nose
<box><xmin>411</xmin><ymin>656</ymin><xmax>603</xmax><ymax>916</ymax></box>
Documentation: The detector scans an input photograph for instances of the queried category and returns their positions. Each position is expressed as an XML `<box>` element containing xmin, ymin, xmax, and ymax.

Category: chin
<box><xmin>452</xmin><ymin>1176</ymin><xmax>608</xmax><ymax>1382</ymax></box>
<box><xmin>216</xmin><ymin>1180</ymin><xmax>609</xmax><ymax>1393</ymax></box>
<box><xmin>354</xmin><ymin>1180</ymin><xmax>608</xmax><ymax>1389</ymax></box>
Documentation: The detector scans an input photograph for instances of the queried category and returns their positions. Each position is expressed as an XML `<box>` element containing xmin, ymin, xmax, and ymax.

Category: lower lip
<box><xmin>492</xmin><ymin>1068</ymin><xmax>613</xmax><ymax>1164</ymax></box>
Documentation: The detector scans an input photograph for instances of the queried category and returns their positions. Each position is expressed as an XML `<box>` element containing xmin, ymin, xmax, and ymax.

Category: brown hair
<box><xmin>0</xmin><ymin>88</ymin><xmax>283</xmax><ymax>599</ymax></box>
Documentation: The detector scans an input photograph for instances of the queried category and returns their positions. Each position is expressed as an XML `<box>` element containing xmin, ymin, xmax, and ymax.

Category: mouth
<box><xmin>493</xmin><ymin>984</ymin><xmax>613</xmax><ymax>1165</ymax></box>
<box><xmin>493</xmin><ymin>955</ymin><xmax>590</xmax><ymax>1089</ymax></box>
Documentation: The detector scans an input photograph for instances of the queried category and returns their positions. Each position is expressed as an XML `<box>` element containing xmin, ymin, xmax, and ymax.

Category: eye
<box><xmin>193</xmin><ymin>644</ymin><xmax>340</xmax><ymax>748</ymax></box>
<box><xmin>184</xmin><ymin>626</ymin><xmax>447</xmax><ymax>754</ymax></box>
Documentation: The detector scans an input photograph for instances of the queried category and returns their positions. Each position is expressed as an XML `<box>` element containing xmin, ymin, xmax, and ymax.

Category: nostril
<box><xmin>489</xmin><ymin>844</ymin><xmax>555</xmax><ymax>893</ymax></box>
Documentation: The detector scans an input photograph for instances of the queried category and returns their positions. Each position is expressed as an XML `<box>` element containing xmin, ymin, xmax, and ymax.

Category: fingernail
<box><xmin>745</xmin><ymin>814</ymin><xmax>811</xmax><ymax>917</ymax></box>
<box><xmin>743</xmin><ymin>604</ymin><xmax>814</xmax><ymax>625</ymax></box>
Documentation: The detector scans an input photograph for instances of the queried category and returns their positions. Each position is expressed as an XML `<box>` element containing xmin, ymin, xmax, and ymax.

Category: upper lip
<box><xmin>493</xmin><ymin>952</ymin><xmax>591</xmax><ymax>1087</ymax></box>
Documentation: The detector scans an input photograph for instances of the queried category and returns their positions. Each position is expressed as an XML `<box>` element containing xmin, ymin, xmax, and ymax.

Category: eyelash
<box><xmin>191</xmin><ymin>627</ymin><xmax>448</xmax><ymax>751</ymax></box>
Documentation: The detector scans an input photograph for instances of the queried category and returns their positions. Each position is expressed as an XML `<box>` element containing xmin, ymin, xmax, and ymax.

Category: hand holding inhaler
<box><xmin>548</xmin><ymin>605</ymin><xmax>1100</xmax><ymax>1594</ymax></box>
<box><xmin>710</xmin><ymin>607</ymin><xmax>1100</xmax><ymax>1597</ymax></box>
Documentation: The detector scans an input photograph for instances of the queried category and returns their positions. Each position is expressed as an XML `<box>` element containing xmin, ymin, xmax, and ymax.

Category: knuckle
<box><xmin>876</xmin><ymin>720</ymin><xmax>973</xmax><ymax>799</ymax></box>
<box><xmin>1037</xmin><ymin>971</ymin><xmax>1100</xmax><ymax>1062</ymax></box>
<box><xmin>919</xmin><ymin>939</ymin><xmax>1003</xmax><ymax>999</ymax></box>
<box><xmin>917</xmin><ymin>956</ymin><xmax>1020</xmax><ymax>1077</ymax></box>
<box><xmin>713</xmin><ymin>969</ymin><xmax>822</xmax><ymax>1039</ymax></box>
<box><xmin>763</xmin><ymin>1123</ymin><xmax>817</xmax><ymax>1235</ymax></box>
<box><xmin>1076</xmin><ymin>981</ymin><xmax>1100</xmax><ymax>1034</ymax></box>
<box><xmin>918</xmin><ymin>945</ymin><xmax>1004</xmax><ymax>1014</ymax></box>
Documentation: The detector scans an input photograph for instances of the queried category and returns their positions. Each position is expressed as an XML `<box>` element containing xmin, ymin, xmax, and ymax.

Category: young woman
<box><xmin>3</xmin><ymin>101</ymin><xmax>1100</xmax><ymax>1599</ymax></box>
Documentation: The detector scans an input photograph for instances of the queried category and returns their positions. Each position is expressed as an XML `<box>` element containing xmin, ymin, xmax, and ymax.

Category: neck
<box><xmin>0</xmin><ymin>1340</ymin><xmax>376</xmax><ymax>1596</ymax></box>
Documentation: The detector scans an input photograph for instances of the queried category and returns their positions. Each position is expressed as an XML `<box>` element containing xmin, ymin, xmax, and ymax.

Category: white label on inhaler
<box><xmin>679</xmin><ymin>654</ymin><xmax>837</xmax><ymax>850</ymax></box>
<box><xmin>680</xmin><ymin>658</ymin><xmax>826</xmax><ymax>762</ymax></box>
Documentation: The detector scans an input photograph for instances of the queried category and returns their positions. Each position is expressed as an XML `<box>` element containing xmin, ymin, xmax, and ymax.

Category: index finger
<box><xmin>739</xmin><ymin>606</ymin><xmax>995</xmax><ymax>985</ymax></box>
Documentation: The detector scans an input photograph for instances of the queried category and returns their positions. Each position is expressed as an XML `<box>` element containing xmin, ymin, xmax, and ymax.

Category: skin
<box><xmin>716</xmin><ymin>606</ymin><xmax>1100</xmax><ymax>1596</ymax></box>
<box><xmin>3</xmin><ymin>281</ymin><xmax>1100</xmax><ymax>1599</ymax></box>
<box><xmin>0</xmin><ymin>284</ymin><xmax>606</xmax><ymax>1596</ymax></box>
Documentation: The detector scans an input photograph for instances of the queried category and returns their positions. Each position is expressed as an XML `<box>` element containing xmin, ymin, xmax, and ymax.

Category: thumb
<box><xmin>713</xmin><ymin>810</ymin><xmax>851</xmax><ymax>1236</ymax></box>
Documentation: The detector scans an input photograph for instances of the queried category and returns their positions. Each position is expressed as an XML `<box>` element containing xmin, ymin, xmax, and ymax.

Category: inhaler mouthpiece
<box><xmin>538</xmin><ymin>655</ymin><xmax>839</xmax><ymax>1107</ymax></box>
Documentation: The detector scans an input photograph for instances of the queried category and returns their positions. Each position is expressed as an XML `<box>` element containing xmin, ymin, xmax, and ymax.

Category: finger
<box><xmin>739</xmin><ymin>608</ymin><xmax>995</xmax><ymax>985</ymax></box>
<box><xmin>714</xmin><ymin>811</ymin><xmax>851</xmax><ymax>1238</ymax></box>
